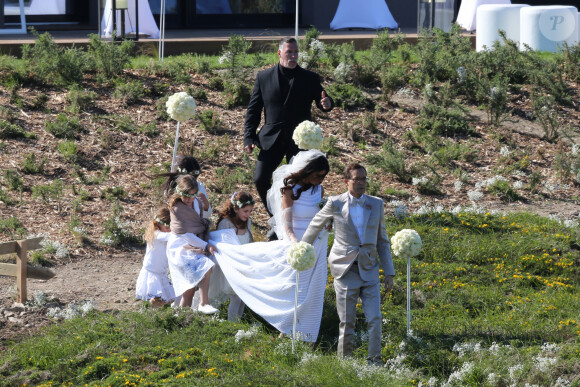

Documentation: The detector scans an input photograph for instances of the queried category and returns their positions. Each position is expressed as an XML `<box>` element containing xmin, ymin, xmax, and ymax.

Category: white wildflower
<box><xmin>500</xmin><ymin>146</ymin><xmax>511</xmax><ymax>157</ymax></box>
<box><xmin>534</xmin><ymin>355</ymin><xmax>557</xmax><ymax>372</ymax></box>
<box><xmin>397</xmin><ymin>88</ymin><xmax>417</xmax><ymax>98</ymax></box>
<box><xmin>310</xmin><ymin>39</ymin><xmax>325</xmax><ymax>53</ymax></box>
<box><xmin>467</xmin><ymin>190</ymin><xmax>484</xmax><ymax>202</ymax></box>
<box><xmin>234</xmin><ymin>325</ymin><xmax>259</xmax><ymax>343</ymax></box>
<box><xmin>299</xmin><ymin>352</ymin><xmax>320</xmax><ymax>366</ymax></box>
<box><xmin>385</xmin><ymin>354</ymin><xmax>411</xmax><ymax>376</ymax></box>
<box><xmin>411</xmin><ymin>195</ymin><xmax>422</xmax><ymax>203</ymax></box>
<box><xmin>446</xmin><ymin>362</ymin><xmax>474</xmax><ymax>384</ymax></box>
<box><xmin>424</xmin><ymin>83</ymin><xmax>434</xmax><ymax>99</ymax></box>
<box><xmin>394</xmin><ymin>205</ymin><xmax>408</xmax><ymax>219</ymax></box>
<box><xmin>489</xmin><ymin>86</ymin><xmax>500</xmax><ymax>99</ymax></box>
<box><xmin>513</xmin><ymin>181</ymin><xmax>524</xmax><ymax>189</ymax></box>
<box><xmin>487</xmin><ymin>372</ymin><xmax>500</xmax><ymax>386</ymax></box>
<box><xmin>453</xmin><ymin>342</ymin><xmax>482</xmax><ymax>358</ymax></box>
<box><xmin>334</xmin><ymin>62</ymin><xmax>351</xmax><ymax>82</ymax></box>
<box><xmin>488</xmin><ymin>342</ymin><xmax>502</xmax><ymax>355</ymax></box>
<box><xmin>553</xmin><ymin>377</ymin><xmax>572</xmax><ymax>387</ymax></box>
<box><xmin>412</xmin><ymin>176</ymin><xmax>428</xmax><ymax>186</ymax></box>
<box><xmin>508</xmin><ymin>364</ymin><xmax>523</xmax><ymax>383</ymax></box>
<box><xmin>456</xmin><ymin>66</ymin><xmax>466</xmax><ymax>83</ymax></box>
<box><xmin>572</xmin><ymin>144</ymin><xmax>580</xmax><ymax>156</ymax></box>
<box><xmin>454</xmin><ymin>180</ymin><xmax>463</xmax><ymax>192</ymax></box>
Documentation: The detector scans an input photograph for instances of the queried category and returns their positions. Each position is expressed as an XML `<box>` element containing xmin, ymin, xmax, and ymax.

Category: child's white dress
<box><xmin>135</xmin><ymin>231</ymin><xmax>176</xmax><ymax>302</ymax></box>
<box><xmin>166</xmin><ymin>201</ymin><xmax>215</xmax><ymax>298</ymax></box>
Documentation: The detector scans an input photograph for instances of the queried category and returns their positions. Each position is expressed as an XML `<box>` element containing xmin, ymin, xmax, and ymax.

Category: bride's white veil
<box><xmin>266</xmin><ymin>149</ymin><xmax>326</xmax><ymax>240</ymax></box>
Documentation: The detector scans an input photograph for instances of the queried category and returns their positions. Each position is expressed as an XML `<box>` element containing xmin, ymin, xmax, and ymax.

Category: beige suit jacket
<box><xmin>302</xmin><ymin>192</ymin><xmax>395</xmax><ymax>282</ymax></box>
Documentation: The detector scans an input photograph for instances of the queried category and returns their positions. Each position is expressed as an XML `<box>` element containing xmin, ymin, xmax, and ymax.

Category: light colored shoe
<box><xmin>198</xmin><ymin>304</ymin><xmax>219</xmax><ymax>314</ymax></box>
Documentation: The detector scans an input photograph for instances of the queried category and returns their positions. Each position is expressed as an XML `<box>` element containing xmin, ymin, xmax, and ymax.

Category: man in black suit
<box><xmin>244</xmin><ymin>37</ymin><xmax>334</xmax><ymax>215</ymax></box>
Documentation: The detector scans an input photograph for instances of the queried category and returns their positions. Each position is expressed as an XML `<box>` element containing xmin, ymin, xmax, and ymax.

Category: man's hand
<box><xmin>320</xmin><ymin>91</ymin><xmax>331</xmax><ymax>110</ymax></box>
<box><xmin>244</xmin><ymin>144</ymin><xmax>254</xmax><ymax>154</ymax></box>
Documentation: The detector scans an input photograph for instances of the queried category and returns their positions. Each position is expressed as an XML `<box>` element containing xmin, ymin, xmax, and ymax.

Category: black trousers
<box><xmin>254</xmin><ymin>135</ymin><xmax>299</xmax><ymax>216</ymax></box>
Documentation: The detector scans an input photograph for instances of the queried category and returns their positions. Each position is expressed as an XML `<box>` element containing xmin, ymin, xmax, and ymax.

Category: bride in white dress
<box><xmin>209</xmin><ymin>150</ymin><xmax>330</xmax><ymax>342</ymax></box>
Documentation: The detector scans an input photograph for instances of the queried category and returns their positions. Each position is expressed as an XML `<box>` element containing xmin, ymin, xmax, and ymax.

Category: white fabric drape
<box><xmin>456</xmin><ymin>0</ymin><xmax>511</xmax><ymax>31</ymax></box>
<box><xmin>101</xmin><ymin>0</ymin><xmax>160</xmax><ymax>38</ymax></box>
<box><xmin>330</xmin><ymin>0</ymin><xmax>398</xmax><ymax>30</ymax></box>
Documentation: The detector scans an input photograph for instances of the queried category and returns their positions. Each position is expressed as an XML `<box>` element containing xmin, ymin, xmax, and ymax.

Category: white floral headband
<box><xmin>230</xmin><ymin>192</ymin><xmax>254</xmax><ymax>208</ymax></box>
<box><xmin>176</xmin><ymin>186</ymin><xmax>197</xmax><ymax>198</ymax></box>
<box><xmin>177</xmin><ymin>166</ymin><xmax>200</xmax><ymax>176</ymax></box>
<box><xmin>154</xmin><ymin>216</ymin><xmax>169</xmax><ymax>227</ymax></box>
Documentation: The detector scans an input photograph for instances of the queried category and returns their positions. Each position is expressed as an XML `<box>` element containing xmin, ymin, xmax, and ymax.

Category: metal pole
<box><xmin>407</xmin><ymin>257</ymin><xmax>411</xmax><ymax>335</ymax></box>
<box><xmin>294</xmin><ymin>0</ymin><xmax>298</xmax><ymax>41</ymax></box>
<box><xmin>159</xmin><ymin>0</ymin><xmax>166</xmax><ymax>62</ymax></box>
<box><xmin>171</xmin><ymin>121</ymin><xmax>180</xmax><ymax>172</ymax></box>
<box><xmin>292</xmin><ymin>270</ymin><xmax>299</xmax><ymax>352</ymax></box>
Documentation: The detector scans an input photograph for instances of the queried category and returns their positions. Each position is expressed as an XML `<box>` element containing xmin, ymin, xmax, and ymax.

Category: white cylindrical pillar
<box><xmin>476</xmin><ymin>4</ymin><xmax>530</xmax><ymax>52</ymax></box>
<box><xmin>520</xmin><ymin>6</ymin><xmax>579</xmax><ymax>52</ymax></box>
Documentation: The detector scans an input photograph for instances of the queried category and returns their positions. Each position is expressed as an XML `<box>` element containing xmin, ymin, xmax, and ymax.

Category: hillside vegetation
<box><xmin>0</xmin><ymin>27</ymin><xmax>579</xmax><ymax>386</ymax></box>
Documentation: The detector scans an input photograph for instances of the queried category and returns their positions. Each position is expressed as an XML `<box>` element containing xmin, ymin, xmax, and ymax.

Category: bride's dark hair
<box><xmin>281</xmin><ymin>155</ymin><xmax>329</xmax><ymax>201</ymax></box>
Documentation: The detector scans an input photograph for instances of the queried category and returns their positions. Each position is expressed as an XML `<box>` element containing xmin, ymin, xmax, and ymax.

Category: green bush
<box><xmin>0</xmin><ymin>120</ymin><xmax>36</xmax><ymax>139</ymax></box>
<box><xmin>66</xmin><ymin>85</ymin><xmax>97</xmax><ymax>113</ymax></box>
<box><xmin>224</xmin><ymin>80</ymin><xmax>251</xmax><ymax>109</ymax></box>
<box><xmin>57</xmin><ymin>140</ymin><xmax>79</xmax><ymax>164</ymax></box>
<box><xmin>366</xmin><ymin>142</ymin><xmax>413</xmax><ymax>183</ymax></box>
<box><xmin>381</xmin><ymin>64</ymin><xmax>408</xmax><ymax>101</ymax></box>
<box><xmin>0</xmin><ymin>216</ymin><xmax>26</xmax><ymax>239</ymax></box>
<box><xmin>45</xmin><ymin>113</ymin><xmax>83</xmax><ymax>139</ymax></box>
<box><xmin>32</xmin><ymin>180</ymin><xmax>64</xmax><ymax>211</ymax></box>
<box><xmin>22</xmin><ymin>152</ymin><xmax>46</xmax><ymax>175</ymax></box>
<box><xmin>487</xmin><ymin>179</ymin><xmax>522</xmax><ymax>202</ymax></box>
<box><xmin>326</xmin><ymin>82</ymin><xmax>372</xmax><ymax>110</ymax></box>
<box><xmin>86</xmin><ymin>34</ymin><xmax>133</xmax><ymax>78</ymax></box>
<box><xmin>197</xmin><ymin>110</ymin><xmax>223</xmax><ymax>134</ymax></box>
<box><xmin>21</xmin><ymin>31</ymin><xmax>86</xmax><ymax>85</ymax></box>
<box><xmin>3</xmin><ymin>169</ymin><xmax>23</xmax><ymax>192</ymax></box>
<box><xmin>113</xmin><ymin>80</ymin><xmax>146</xmax><ymax>106</ymax></box>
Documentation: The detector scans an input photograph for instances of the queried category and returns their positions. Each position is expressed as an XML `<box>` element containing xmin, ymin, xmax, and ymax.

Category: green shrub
<box><xmin>66</xmin><ymin>85</ymin><xmax>97</xmax><ymax>113</ymax></box>
<box><xmin>22</xmin><ymin>152</ymin><xmax>46</xmax><ymax>175</ymax></box>
<box><xmin>45</xmin><ymin>113</ymin><xmax>83</xmax><ymax>139</ymax></box>
<box><xmin>367</xmin><ymin>142</ymin><xmax>413</xmax><ymax>183</ymax></box>
<box><xmin>224</xmin><ymin>80</ymin><xmax>251</xmax><ymax>109</ymax></box>
<box><xmin>220</xmin><ymin>34</ymin><xmax>252</xmax><ymax>81</ymax></box>
<box><xmin>194</xmin><ymin>54</ymin><xmax>212</xmax><ymax>74</ymax></box>
<box><xmin>21</xmin><ymin>31</ymin><xmax>85</xmax><ymax>85</ymax></box>
<box><xmin>187</xmin><ymin>86</ymin><xmax>208</xmax><ymax>102</ymax></box>
<box><xmin>322</xmin><ymin>136</ymin><xmax>339</xmax><ymax>156</ymax></box>
<box><xmin>487</xmin><ymin>178</ymin><xmax>522</xmax><ymax>202</ymax></box>
<box><xmin>32</xmin><ymin>180</ymin><xmax>64</xmax><ymax>210</ymax></box>
<box><xmin>416</xmin><ymin>103</ymin><xmax>472</xmax><ymax>137</ymax></box>
<box><xmin>101</xmin><ymin>186</ymin><xmax>127</xmax><ymax>201</ymax></box>
<box><xmin>381</xmin><ymin>65</ymin><xmax>408</xmax><ymax>101</ymax></box>
<box><xmin>113</xmin><ymin>80</ymin><xmax>145</xmax><ymax>106</ymax></box>
<box><xmin>211</xmin><ymin>166</ymin><xmax>253</xmax><ymax>194</ymax></box>
<box><xmin>326</xmin><ymin>82</ymin><xmax>372</xmax><ymax>110</ymax></box>
<box><xmin>155</xmin><ymin>95</ymin><xmax>170</xmax><ymax>121</ymax></box>
<box><xmin>100</xmin><ymin>205</ymin><xmax>141</xmax><ymax>247</ymax></box>
<box><xmin>3</xmin><ymin>169</ymin><xmax>23</xmax><ymax>192</ymax></box>
<box><xmin>30</xmin><ymin>93</ymin><xmax>49</xmax><ymax>111</ymax></box>
<box><xmin>0</xmin><ymin>216</ymin><xmax>26</xmax><ymax>239</ymax></box>
<box><xmin>57</xmin><ymin>140</ymin><xmax>79</xmax><ymax>164</ymax></box>
<box><xmin>0</xmin><ymin>120</ymin><xmax>36</xmax><ymax>139</ymax></box>
<box><xmin>86</xmin><ymin>34</ymin><xmax>133</xmax><ymax>78</ymax></box>
<box><xmin>137</xmin><ymin>122</ymin><xmax>159</xmax><ymax>137</ymax></box>
<box><xmin>197</xmin><ymin>110</ymin><xmax>223</xmax><ymax>134</ymax></box>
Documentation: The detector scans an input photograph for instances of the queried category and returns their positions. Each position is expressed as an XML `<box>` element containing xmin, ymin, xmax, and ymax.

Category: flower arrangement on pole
<box><xmin>166</xmin><ymin>92</ymin><xmax>196</xmax><ymax>172</ymax></box>
<box><xmin>286</xmin><ymin>241</ymin><xmax>316</xmax><ymax>351</ymax></box>
<box><xmin>391</xmin><ymin>229</ymin><xmax>422</xmax><ymax>336</ymax></box>
<box><xmin>292</xmin><ymin>120</ymin><xmax>323</xmax><ymax>150</ymax></box>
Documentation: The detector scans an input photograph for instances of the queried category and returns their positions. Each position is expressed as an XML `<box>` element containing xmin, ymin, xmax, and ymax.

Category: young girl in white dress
<box><xmin>135</xmin><ymin>207</ymin><xmax>175</xmax><ymax>307</ymax></box>
<box><xmin>166</xmin><ymin>175</ymin><xmax>219</xmax><ymax>313</ymax></box>
<box><xmin>215</xmin><ymin>191</ymin><xmax>255</xmax><ymax>322</ymax></box>
<box><xmin>157</xmin><ymin>156</ymin><xmax>212</xmax><ymax>219</ymax></box>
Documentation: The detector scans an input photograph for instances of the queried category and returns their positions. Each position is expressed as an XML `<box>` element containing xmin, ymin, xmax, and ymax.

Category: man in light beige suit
<box><xmin>301</xmin><ymin>163</ymin><xmax>395</xmax><ymax>365</ymax></box>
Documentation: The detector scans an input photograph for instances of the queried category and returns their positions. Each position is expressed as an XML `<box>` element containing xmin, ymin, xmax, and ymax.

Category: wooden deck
<box><xmin>0</xmin><ymin>27</ymin><xmax>475</xmax><ymax>57</ymax></box>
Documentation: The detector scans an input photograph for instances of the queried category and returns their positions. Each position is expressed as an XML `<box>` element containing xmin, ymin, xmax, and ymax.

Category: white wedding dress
<box><xmin>209</xmin><ymin>151</ymin><xmax>329</xmax><ymax>342</ymax></box>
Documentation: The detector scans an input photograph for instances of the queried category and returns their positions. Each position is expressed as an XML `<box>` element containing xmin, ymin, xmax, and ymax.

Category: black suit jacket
<box><xmin>244</xmin><ymin>64</ymin><xmax>333</xmax><ymax>151</ymax></box>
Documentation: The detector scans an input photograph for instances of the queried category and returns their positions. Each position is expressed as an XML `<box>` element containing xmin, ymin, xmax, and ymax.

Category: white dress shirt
<box><xmin>348</xmin><ymin>193</ymin><xmax>366</xmax><ymax>244</ymax></box>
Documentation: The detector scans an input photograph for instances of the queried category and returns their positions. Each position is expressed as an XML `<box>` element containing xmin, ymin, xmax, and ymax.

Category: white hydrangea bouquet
<box><xmin>391</xmin><ymin>229</ymin><xmax>422</xmax><ymax>259</ymax></box>
<box><xmin>292</xmin><ymin>120</ymin><xmax>322</xmax><ymax>150</ymax></box>
<box><xmin>286</xmin><ymin>240</ymin><xmax>316</xmax><ymax>352</ymax></box>
<box><xmin>286</xmin><ymin>241</ymin><xmax>316</xmax><ymax>271</ymax></box>
<box><xmin>391</xmin><ymin>228</ymin><xmax>422</xmax><ymax>337</ymax></box>
<box><xmin>166</xmin><ymin>92</ymin><xmax>196</xmax><ymax>172</ymax></box>
<box><xmin>166</xmin><ymin>92</ymin><xmax>196</xmax><ymax>122</ymax></box>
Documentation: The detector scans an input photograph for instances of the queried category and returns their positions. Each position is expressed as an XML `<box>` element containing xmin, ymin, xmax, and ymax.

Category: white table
<box><xmin>101</xmin><ymin>0</ymin><xmax>159</xmax><ymax>39</ymax></box>
<box><xmin>456</xmin><ymin>0</ymin><xmax>511</xmax><ymax>31</ymax></box>
<box><xmin>330</xmin><ymin>0</ymin><xmax>398</xmax><ymax>30</ymax></box>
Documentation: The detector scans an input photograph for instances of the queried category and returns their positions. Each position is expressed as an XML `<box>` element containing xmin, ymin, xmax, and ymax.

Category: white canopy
<box><xmin>330</xmin><ymin>0</ymin><xmax>398</xmax><ymax>30</ymax></box>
